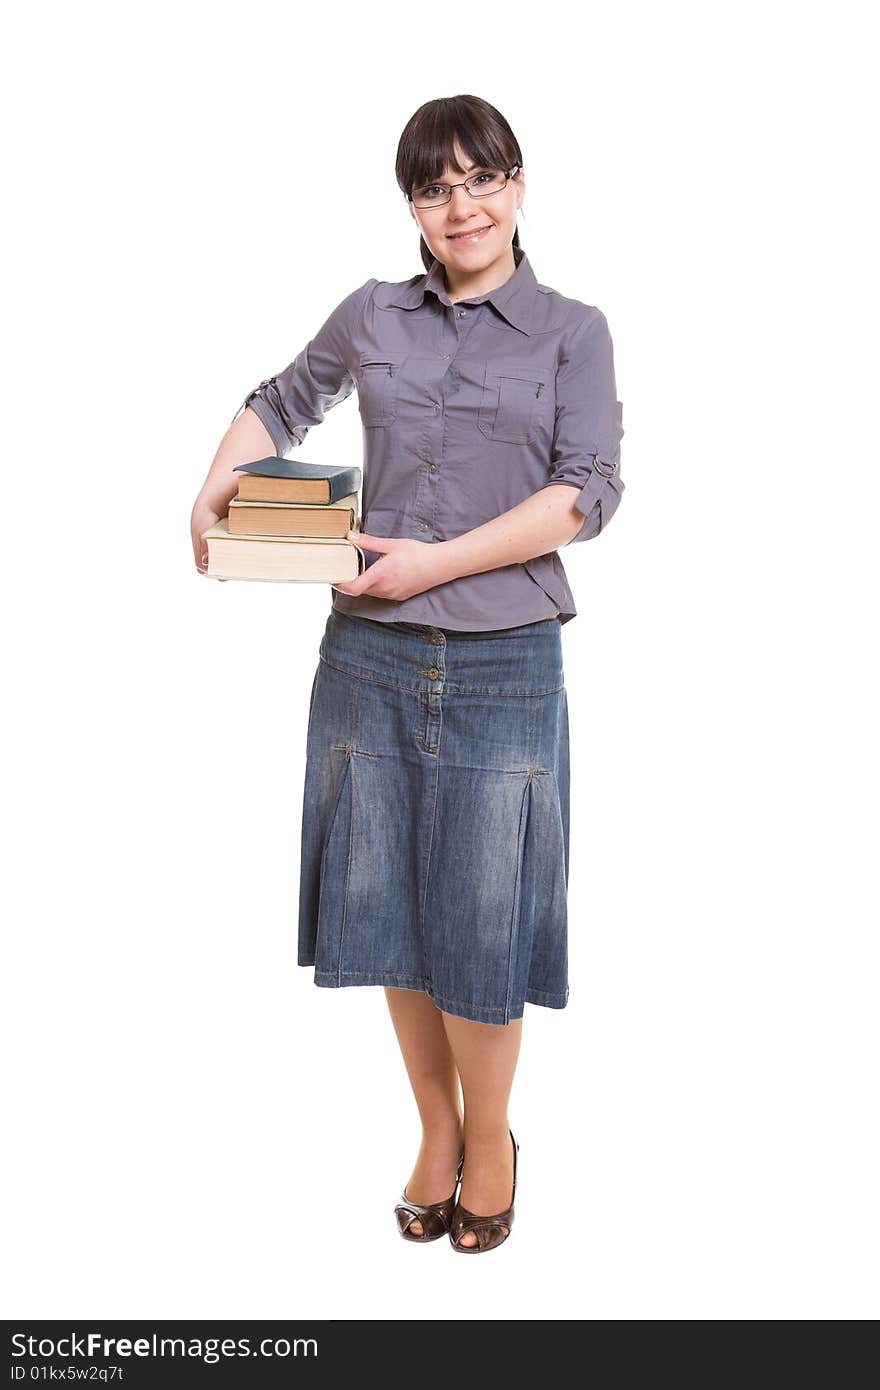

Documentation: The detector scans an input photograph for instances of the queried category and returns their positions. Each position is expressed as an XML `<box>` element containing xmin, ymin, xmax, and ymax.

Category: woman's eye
<box><xmin>420</xmin><ymin>185</ymin><xmax>444</xmax><ymax>198</ymax></box>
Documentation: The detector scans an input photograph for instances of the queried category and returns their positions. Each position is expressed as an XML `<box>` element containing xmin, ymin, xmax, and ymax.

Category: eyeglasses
<box><xmin>407</xmin><ymin>165</ymin><xmax>521</xmax><ymax>210</ymax></box>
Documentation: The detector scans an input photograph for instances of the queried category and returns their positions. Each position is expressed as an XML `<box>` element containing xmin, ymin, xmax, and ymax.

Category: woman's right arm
<box><xmin>190</xmin><ymin>406</ymin><xmax>277</xmax><ymax>572</ymax></box>
<box><xmin>192</xmin><ymin>276</ymin><xmax>377</xmax><ymax>572</ymax></box>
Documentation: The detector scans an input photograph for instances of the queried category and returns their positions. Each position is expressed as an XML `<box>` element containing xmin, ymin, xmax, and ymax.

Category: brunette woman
<box><xmin>191</xmin><ymin>94</ymin><xmax>624</xmax><ymax>1252</ymax></box>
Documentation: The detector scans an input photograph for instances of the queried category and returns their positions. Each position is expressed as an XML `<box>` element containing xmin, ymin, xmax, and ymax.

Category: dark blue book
<box><xmin>233</xmin><ymin>456</ymin><xmax>362</xmax><ymax>505</ymax></box>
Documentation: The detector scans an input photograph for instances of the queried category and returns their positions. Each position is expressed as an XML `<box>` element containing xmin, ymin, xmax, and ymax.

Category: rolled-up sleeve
<box><xmin>540</xmin><ymin>308</ymin><xmax>625</xmax><ymax>543</ymax></box>
<box><xmin>232</xmin><ymin>277</ymin><xmax>376</xmax><ymax>455</ymax></box>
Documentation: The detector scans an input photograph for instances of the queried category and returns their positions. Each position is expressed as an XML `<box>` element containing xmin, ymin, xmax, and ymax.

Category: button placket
<box><xmin>420</xmin><ymin>640</ymin><xmax>445</xmax><ymax>751</ymax></box>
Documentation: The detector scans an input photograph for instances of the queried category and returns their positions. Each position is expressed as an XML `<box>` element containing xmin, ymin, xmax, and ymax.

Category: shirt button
<box><xmin>429</xmin><ymin>463</ymin><xmax>437</xmax><ymax>472</ymax></box>
<box><xmin>457</xmin><ymin>310</ymin><xmax>466</xmax><ymax>318</ymax></box>
<box><xmin>442</xmin><ymin>353</ymin><xmax>451</xmax><ymax>359</ymax></box>
<box><xmin>419</xmin><ymin>522</ymin><xmax>428</xmax><ymax>529</ymax></box>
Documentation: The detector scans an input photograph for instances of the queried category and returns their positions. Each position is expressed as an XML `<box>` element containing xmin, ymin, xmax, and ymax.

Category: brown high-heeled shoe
<box><xmin>449</xmin><ymin>1130</ymin><xmax>518</xmax><ymax>1254</ymax></box>
<box><xmin>395</xmin><ymin>1149</ymin><xmax>465</xmax><ymax>1242</ymax></box>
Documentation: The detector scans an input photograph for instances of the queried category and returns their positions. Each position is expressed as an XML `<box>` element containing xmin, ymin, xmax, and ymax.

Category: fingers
<box><xmin>348</xmin><ymin>529</ymin><xmax>394</xmax><ymax>552</ymax></box>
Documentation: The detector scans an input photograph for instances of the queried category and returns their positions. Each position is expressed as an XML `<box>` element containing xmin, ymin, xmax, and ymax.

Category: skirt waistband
<box><xmin>319</xmin><ymin>608</ymin><xmax>564</xmax><ymax>696</ymax></box>
<box><xmin>352</xmin><ymin>614</ymin><xmax>560</xmax><ymax>640</ymax></box>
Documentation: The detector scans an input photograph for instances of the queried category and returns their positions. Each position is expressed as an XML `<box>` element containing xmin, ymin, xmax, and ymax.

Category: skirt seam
<box><xmin>418</xmin><ymin>735</ymin><xmax>441</xmax><ymax>967</ymax></box>
<box><xmin>504</xmin><ymin>775</ymin><xmax>532</xmax><ymax>1025</ymax></box>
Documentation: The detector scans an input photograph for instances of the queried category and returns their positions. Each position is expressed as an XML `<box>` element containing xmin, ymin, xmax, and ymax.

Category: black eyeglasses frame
<box><xmin>407</xmin><ymin>165</ymin><xmax>521</xmax><ymax>208</ymax></box>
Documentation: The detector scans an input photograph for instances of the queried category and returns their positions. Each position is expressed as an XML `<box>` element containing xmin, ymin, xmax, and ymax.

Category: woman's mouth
<box><xmin>446</xmin><ymin>224</ymin><xmax>493</xmax><ymax>244</ymax></box>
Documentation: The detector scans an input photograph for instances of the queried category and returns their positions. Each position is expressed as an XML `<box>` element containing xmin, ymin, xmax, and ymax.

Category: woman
<box><xmin>190</xmin><ymin>95</ymin><xmax>624</xmax><ymax>1253</ymax></box>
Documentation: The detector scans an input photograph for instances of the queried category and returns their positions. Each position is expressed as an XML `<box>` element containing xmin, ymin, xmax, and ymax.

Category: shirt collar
<box><xmin>384</xmin><ymin>243</ymin><xmax>538</xmax><ymax>336</ymax></box>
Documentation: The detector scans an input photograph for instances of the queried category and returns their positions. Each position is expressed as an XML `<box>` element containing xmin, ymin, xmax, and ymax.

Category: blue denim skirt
<box><xmin>297</xmin><ymin>607</ymin><xmax>570</xmax><ymax>1025</ymax></box>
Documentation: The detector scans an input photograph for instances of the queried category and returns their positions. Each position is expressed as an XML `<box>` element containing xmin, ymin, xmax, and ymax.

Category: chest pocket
<box><xmin>357</xmin><ymin>351</ymin><xmax>406</xmax><ymax>426</ymax></box>
<box><xmin>478</xmin><ymin>361</ymin><xmax>552</xmax><ymax>444</ymax></box>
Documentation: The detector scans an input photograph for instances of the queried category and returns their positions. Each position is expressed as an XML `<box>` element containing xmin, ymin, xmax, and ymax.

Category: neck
<box><xmin>442</xmin><ymin>245</ymin><xmax>517</xmax><ymax>304</ymax></box>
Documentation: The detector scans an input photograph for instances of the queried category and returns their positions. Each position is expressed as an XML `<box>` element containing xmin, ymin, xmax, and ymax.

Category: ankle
<box><xmin>462</xmin><ymin>1122</ymin><xmax>511</xmax><ymax>1150</ymax></box>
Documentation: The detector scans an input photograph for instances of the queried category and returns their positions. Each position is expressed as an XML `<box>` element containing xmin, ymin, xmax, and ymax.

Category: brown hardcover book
<box><xmin>227</xmin><ymin>494</ymin><xmax>360</xmax><ymax>538</ymax></box>
<box><xmin>235</xmin><ymin>473</ymin><xmax>357</xmax><ymax>504</ymax></box>
<box><xmin>201</xmin><ymin>518</ymin><xmax>365</xmax><ymax>584</ymax></box>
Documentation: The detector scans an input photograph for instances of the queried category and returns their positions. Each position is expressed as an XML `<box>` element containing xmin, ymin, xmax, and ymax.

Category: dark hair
<box><xmin>395</xmin><ymin>95</ymin><xmax>525</xmax><ymax>272</ymax></box>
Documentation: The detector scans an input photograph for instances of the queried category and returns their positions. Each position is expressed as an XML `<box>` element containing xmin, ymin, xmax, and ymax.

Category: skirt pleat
<box><xmin>297</xmin><ymin>608</ymin><xmax>571</xmax><ymax>1025</ymax></box>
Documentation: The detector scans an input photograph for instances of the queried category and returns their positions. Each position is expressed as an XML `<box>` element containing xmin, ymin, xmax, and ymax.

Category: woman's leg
<box><xmin>385</xmin><ymin>987</ymin><xmax>465</xmax><ymax>1236</ymax></box>
<box><xmin>440</xmin><ymin>1012</ymin><xmax>522</xmax><ymax>1247</ymax></box>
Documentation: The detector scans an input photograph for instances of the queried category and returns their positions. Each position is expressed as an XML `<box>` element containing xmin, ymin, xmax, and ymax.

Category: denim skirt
<box><xmin>297</xmin><ymin>607</ymin><xmax>571</xmax><ymax>1025</ymax></box>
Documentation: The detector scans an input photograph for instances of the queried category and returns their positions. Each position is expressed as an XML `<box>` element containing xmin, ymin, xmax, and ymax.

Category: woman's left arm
<box><xmin>337</xmin><ymin>485</ymin><xmax>590</xmax><ymax>599</ymax></box>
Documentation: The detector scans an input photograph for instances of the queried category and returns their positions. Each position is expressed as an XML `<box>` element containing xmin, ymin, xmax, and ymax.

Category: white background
<box><xmin>3</xmin><ymin>0</ymin><xmax>877</xmax><ymax>1321</ymax></box>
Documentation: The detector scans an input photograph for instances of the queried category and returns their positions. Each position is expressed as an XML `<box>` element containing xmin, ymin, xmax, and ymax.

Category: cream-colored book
<box><xmin>201</xmin><ymin>518</ymin><xmax>365</xmax><ymax>583</ymax></box>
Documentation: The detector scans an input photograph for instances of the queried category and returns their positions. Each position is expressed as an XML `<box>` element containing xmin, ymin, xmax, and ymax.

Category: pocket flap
<box><xmin>483</xmin><ymin>360</ymin><xmax>551</xmax><ymax>385</ymax></box>
<box><xmin>359</xmin><ymin>351</ymin><xmax>407</xmax><ymax>370</ymax></box>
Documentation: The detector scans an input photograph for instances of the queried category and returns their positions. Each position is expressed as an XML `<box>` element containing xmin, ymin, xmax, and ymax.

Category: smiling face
<box><xmin>408</xmin><ymin>139</ymin><xmax>525</xmax><ymax>281</ymax></box>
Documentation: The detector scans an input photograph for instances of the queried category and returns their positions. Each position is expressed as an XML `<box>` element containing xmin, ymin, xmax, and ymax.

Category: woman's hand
<box><xmin>191</xmin><ymin>499</ymin><xmax>226</xmax><ymax>578</ymax></box>
<box><xmin>334</xmin><ymin>529</ymin><xmax>447</xmax><ymax>601</ymax></box>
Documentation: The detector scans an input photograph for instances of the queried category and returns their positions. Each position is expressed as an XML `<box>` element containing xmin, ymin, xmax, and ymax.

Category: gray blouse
<box><xmin>236</xmin><ymin>244</ymin><xmax>624</xmax><ymax>630</ymax></box>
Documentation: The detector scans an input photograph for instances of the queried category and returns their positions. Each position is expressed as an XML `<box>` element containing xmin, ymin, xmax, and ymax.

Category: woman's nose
<box><xmin>447</xmin><ymin>183</ymin><xmax>474</xmax><ymax>214</ymax></box>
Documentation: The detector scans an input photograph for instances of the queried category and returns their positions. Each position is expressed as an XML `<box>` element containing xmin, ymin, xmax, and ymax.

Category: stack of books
<box><xmin>201</xmin><ymin>457</ymin><xmax>366</xmax><ymax>583</ymax></box>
